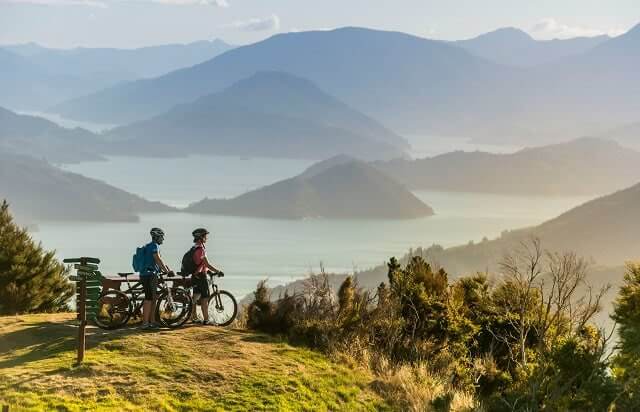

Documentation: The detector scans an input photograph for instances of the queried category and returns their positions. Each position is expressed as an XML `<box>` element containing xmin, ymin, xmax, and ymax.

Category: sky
<box><xmin>0</xmin><ymin>0</ymin><xmax>637</xmax><ymax>48</ymax></box>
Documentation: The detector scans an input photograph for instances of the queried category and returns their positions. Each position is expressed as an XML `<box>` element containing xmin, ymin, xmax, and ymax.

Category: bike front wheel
<box><xmin>208</xmin><ymin>290</ymin><xmax>237</xmax><ymax>327</ymax></box>
<box><xmin>156</xmin><ymin>288</ymin><xmax>192</xmax><ymax>328</ymax></box>
<box><xmin>94</xmin><ymin>290</ymin><xmax>131</xmax><ymax>330</ymax></box>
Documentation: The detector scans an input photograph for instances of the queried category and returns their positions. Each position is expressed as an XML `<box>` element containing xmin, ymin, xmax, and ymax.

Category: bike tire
<box><xmin>94</xmin><ymin>290</ymin><xmax>132</xmax><ymax>330</ymax></box>
<box><xmin>156</xmin><ymin>288</ymin><xmax>193</xmax><ymax>328</ymax></box>
<box><xmin>208</xmin><ymin>290</ymin><xmax>237</xmax><ymax>327</ymax></box>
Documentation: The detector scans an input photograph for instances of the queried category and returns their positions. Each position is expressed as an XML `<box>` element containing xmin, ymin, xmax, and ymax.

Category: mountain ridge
<box><xmin>106</xmin><ymin>71</ymin><xmax>407</xmax><ymax>160</ymax></box>
<box><xmin>374</xmin><ymin>137</ymin><xmax>640</xmax><ymax>196</ymax></box>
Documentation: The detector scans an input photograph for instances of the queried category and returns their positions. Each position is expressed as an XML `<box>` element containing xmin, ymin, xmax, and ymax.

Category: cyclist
<box><xmin>190</xmin><ymin>228</ymin><xmax>223</xmax><ymax>325</ymax></box>
<box><xmin>141</xmin><ymin>227</ymin><xmax>173</xmax><ymax>330</ymax></box>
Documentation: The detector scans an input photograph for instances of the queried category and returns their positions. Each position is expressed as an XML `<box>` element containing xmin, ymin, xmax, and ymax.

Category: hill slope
<box><xmin>186</xmin><ymin>159</ymin><xmax>434</xmax><ymax>219</ymax></box>
<box><xmin>454</xmin><ymin>27</ymin><xmax>609</xmax><ymax>67</ymax></box>
<box><xmin>417</xmin><ymin>181</ymin><xmax>640</xmax><ymax>274</ymax></box>
<box><xmin>107</xmin><ymin>71</ymin><xmax>406</xmax><ymax>160</ymax></box>
<box><xmin>0</xmin><ymin>152</ymin><xmax>171</xmax><ymax>222</ymax></box>
<box><xmin>375</xmin><ymin>138</ymin><xmax>640</xmax><ymax>196</ymax></box>
<box><xmin>0</xmin><ymin>106</ymin><xmax>103</xmax><ymax>164</ymax></box>
<box><xmin>0</xmin><ymin>313</ymin><xmax>386</xmax><ymax>410</ymax></box>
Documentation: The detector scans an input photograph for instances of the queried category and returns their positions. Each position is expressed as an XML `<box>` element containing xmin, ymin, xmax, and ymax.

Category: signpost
<box><xmin>63</xmin><ymin>257</ymin><xmax>102</xmax><ymax>364</ymax></box>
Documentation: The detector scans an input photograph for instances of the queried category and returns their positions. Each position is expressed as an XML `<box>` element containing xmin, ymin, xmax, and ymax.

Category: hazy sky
<box><xmin>0</xmin><ymin>0</ymin><xmax>637</xmax><ymax>48</ymax></box>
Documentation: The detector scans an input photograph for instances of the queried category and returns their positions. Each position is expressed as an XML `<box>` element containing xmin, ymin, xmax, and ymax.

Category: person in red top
<box><xmin>191</xmin><ymin>228</ymin><xmax>223</xmax><ymax>325</ymax></box>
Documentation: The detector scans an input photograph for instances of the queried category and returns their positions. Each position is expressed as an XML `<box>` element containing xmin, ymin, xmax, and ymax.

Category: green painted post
<box><xmin>63</xmin><ymin>257</ymin><xmax>101</xmax><ymax>364</ymax></box>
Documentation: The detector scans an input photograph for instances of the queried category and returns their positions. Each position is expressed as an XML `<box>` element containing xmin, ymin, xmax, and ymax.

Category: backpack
<box><xmin>181</xmin><ymin>246</ymin><xmax>198</xmax><ymax>275</ymax></box>
<box><xmin>132</xmin><ymin>245</ymin><xmax>147</xmax><ymax>273</ymax></box>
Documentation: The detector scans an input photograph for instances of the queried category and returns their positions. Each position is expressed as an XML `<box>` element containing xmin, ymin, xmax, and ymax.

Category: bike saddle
<box><xmin>117</xmin><ymin>272</ymin><xmax>134</xmax><ymax>277</ymax></box>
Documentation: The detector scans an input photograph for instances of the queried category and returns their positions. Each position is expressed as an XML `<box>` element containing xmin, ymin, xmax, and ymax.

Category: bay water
<box><xmin>28</xmin><ymin>155</ymin><xmax>594</xmax><ymax>299</ymax></box>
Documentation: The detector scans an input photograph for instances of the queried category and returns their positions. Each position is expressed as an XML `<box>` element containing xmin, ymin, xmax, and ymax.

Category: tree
<box><xmin>490</xmin><ymin>237</ymin><xmax>614</xmax><ymax>410</ymax></box>
<box><xmin>611</xmin><ymin>263</ymin><xmax>640</xmax><ymax>408</ymax></box>
<box><xmin>0</xmin><ymin>200</ymin><xmax>73</xmax><ymax>314</ymax></box>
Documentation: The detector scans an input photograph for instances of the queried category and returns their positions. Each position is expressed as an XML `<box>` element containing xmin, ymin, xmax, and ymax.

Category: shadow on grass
<box><xmin>239</xmin><ymin>334</ymin><xmax>277</xmax><ymax>344</ymax></box>
<box><xmin>0</xmin><ymin>320</ymin><xmax>151</xmax><ymax>369</ymax></box>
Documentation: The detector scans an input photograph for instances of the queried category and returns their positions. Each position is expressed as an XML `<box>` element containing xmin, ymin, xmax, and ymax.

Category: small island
<box><xmin>185</xmin><ymin>158</ymin><xmax>434</xmax><ymax>219</ymax></box>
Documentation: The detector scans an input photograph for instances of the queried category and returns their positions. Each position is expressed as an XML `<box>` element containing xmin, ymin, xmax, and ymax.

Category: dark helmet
<box><xmin>192</xmin><ymin>227</ymin><xmax>210</xmax><ymax>241</ymax></box>
<box><xmin>150</xmin><ymin>227</ymin><xmax>165</xmax><ymax>244</ymax></box>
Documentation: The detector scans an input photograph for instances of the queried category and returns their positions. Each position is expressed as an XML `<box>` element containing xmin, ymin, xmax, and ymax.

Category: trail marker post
<box><xmin>63</xmin><ymin>257</ymin><xmax>102</xmax><ymax>364</ymax></box>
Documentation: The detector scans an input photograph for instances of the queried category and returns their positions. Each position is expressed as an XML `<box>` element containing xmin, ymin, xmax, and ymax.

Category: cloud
<box><xmin>529</xmin><ymin>18</ymin><xmax>625</xmax><ymax>40</ymax></box>
<box><xmin>3</xmin><ymin>0</ymin><xmax>107</xmax><ymax>7</ymax></box>
<box><xmin>226</xmin><ymin>13</ymin><xmax>280</xmax><ymax>32</ymax></box>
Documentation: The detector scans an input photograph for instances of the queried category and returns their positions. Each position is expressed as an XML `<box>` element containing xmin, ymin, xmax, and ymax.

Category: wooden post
<box><xmin>77</xmin><ymin>274</ymin><xmax>87</xmax><ymax>364</ymax></box>
<box><xmin>63</xmin><ymin>257</ymin><xmax>100</xmax><ymax>366</ymax></box>
<box><xmin>3</xmin><ymin>404</ymin><xmax>9</xmax><ymax>412</ymax></box>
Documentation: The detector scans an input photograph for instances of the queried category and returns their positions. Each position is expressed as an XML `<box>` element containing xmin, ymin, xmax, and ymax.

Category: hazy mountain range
<box><xmin>374</xmin><ymin>138</ymin><xmax>640</xmax><ymax>196</ymax></box>
<box><xmin>0</xmin><ymin>40</ymin><xmax>233</xmax><ymax>111</ymax></box>
<box><xmin>50</xmin><ymin>24</ymin><xmax>640</xmax><ymax>145</ymax></box>
<box><xmin>51</xmin><ymin>27</ymin><xmax>514</xmax><ymax>127</ymax></box>
<box><xmin>106</xmin><ymin>71</ymin><xmax>407</xmax><ymax>160</ymax></box>
<box><xmin>453</xmin><ymin>27</ymin><xmax>610</xmax><ymax>67</ymax></box>
<box><xmin>186</xmin><ymin>158</ymin><xmax>433</xmax><ymax>219</ymax></box>
<box><xmin>0</xmin><ymin>152</ymin><xmax>172</xmax><ymax>222</ymax></box>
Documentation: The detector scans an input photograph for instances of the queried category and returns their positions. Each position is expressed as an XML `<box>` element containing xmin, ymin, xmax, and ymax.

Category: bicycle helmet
<box><xmin>192</xmin><ymin>227</ymin><xmax>210</xmax><ymax>241</ymax></box>
<box><xmin>150</xmin><ymin>227</ymin><xmax>165</xmax><ymax>244</ymax></box>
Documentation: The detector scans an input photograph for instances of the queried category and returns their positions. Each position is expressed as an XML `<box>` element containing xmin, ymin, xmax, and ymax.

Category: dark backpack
<box><xmin>181</xmin><ymin>246</ymin><xmax>197</xmax><ymax>275</ymax></box>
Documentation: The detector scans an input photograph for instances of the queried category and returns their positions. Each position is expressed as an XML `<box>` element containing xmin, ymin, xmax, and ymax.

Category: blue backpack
<box><xmin>132</xmin><ymin>244</ymin><xmax>151</xmax><ymax>273</ymax></box>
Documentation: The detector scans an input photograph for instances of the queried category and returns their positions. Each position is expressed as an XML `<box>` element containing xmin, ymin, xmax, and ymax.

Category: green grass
<box><xmin>0</xmin><ymin>314</ymin><xmax>388</xmax><ymax>411</ymax></box>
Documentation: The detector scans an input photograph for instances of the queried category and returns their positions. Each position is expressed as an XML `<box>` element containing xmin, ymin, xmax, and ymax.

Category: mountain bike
<box><xmin>190</xmin><ymin>270</ymin><xmax>238</xmax><ymax>327</ymax></box>
<box><xmin>95</xmin><ymin>272</ymin><xmax>192</xmax><ymax>329</ymax></box>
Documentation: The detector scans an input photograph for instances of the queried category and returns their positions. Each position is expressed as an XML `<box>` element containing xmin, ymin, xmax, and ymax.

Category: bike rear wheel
<box><xmin>156</xmin><ymin>288</ymin><xmax>192</xmax><ymax>328</ymax></box>
<box><xmin>208</xmin><ymin>290</ymin><xmax>237</xmax><ymax>327</ymax></box>
<box><xmin>94</xmin><ymin>290</ymin><xmax>131</xmax><ymax>330</ymax></box>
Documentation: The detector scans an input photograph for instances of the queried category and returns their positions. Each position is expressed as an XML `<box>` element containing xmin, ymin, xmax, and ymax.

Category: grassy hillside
<box><xmin>0</xmin><ymin>314</ymin><xmax>387</xmax><ymax>411</ymax></box>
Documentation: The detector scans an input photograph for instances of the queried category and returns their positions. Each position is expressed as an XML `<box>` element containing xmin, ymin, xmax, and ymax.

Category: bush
<box><xmin>245</xmin><ymin>240</ymin><xmax>627</xmax><ymax>410</ymax></box>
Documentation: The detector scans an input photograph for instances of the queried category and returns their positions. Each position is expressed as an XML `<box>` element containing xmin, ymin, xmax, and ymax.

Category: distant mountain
<box><xmin>496</xmin><ymin>23</ymin><xmax>640</xmax><ymax>144</ymax></box>
<box><xmin>0</xmin><ymin>152</ymin><xmax>172</xmax><ymax>222</ymax></box>
<box><xmin>52</xmin><ymin>24</ymin><xmax>640</xmax><ymax>144</ymax></box>
<box><xmin>52</xmin><ymin>27</ymin><xmax>513</xmax><ymax>129</ymax></box>
<box><xmin>0</xmin><ymin>49</ymin><xmax>68</xmax><ymax>110</ymax></box>
<box><xmin>374</xmin><ymin>138</ymin><xmax>640</xmax><ymax>196</ymax></box>
<box><xmin>106</xmin><ymin>71</ymin><xmax>407</xmax><ymax>160</ymax></box>
<box><xmin>0</xmin><ymin>40</ymin><xmax>233</xmax><ymax>111</ymax></box>
<box><xmin>186</xmin><ymin>159</ymin><xmax>434</xmax><ymax>219</ymax></box>
<box><xmin>0</xmin><ymin>106</ymin><xmax>103</xmax><ymax>164</ymax></box>
<box><xmin>4</xmin><ymin>39</ymin><xmax>234</xmax><ymax>80</ymax></box>
<box><xmin>454</xmin><ymin>27</ymin><xmax>609</xmax><ymax>67</ymax></box>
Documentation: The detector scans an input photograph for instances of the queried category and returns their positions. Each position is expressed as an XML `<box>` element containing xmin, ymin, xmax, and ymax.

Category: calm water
<box><xmin>33</xmin><ymin>154</ymin><xmax>593</xmax><ymax>298</ymax></box>
<box><xmin>63</xmin><ymin>155</ymin><xmax>315</xmax><ymax>207</ymax></box>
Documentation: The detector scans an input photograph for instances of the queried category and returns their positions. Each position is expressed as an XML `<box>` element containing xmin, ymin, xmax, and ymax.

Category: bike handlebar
<box><xmin>159</xmin><ymin>270</ymin><xmax>224</xmax><ymax>278</ymax></box>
